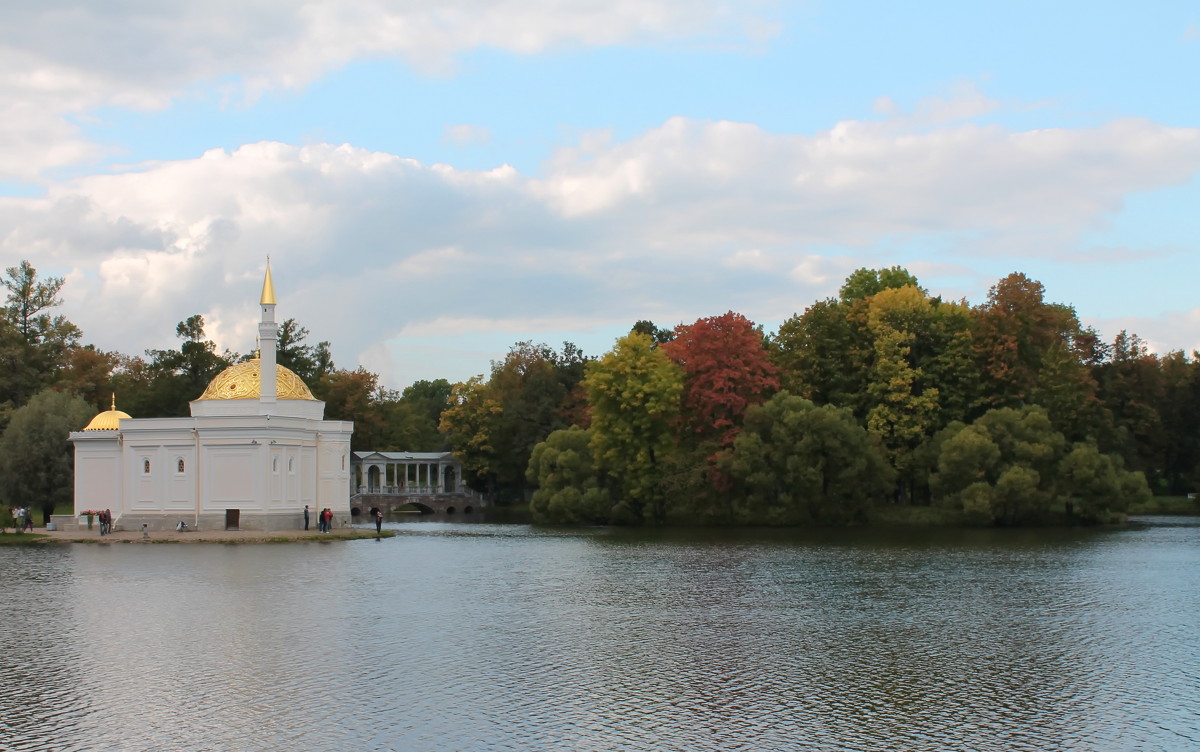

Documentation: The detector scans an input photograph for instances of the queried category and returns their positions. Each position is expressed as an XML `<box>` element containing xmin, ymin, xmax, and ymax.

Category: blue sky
<box><xmin>0</xmin><ymin>1</ymin><xmax>1197</xmax><ymax>389</ymax></box>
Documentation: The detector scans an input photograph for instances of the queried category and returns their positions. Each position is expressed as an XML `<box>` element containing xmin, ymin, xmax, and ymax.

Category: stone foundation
<box><xmin>54</xmin><ymin>512</ymin><xmax>352</xmax><ymax>534</ymax></box>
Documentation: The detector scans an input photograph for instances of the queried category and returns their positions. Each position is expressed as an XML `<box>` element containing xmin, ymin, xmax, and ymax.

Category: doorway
<box><xmin>225</xmin><ymin>509</ymin><xmax>240</xmax><ymax>531</ymax></box>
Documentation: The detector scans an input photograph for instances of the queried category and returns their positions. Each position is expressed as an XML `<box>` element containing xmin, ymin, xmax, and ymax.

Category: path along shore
<box><xmin>6</xmin><ymin>526</ymin><xmax>390</xmax><ymax>544</ymax></box>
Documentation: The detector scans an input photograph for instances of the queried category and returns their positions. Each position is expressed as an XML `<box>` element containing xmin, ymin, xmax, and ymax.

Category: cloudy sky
<box><xmin>1</xmin><ymin>1</ymin><xmax>1197</xmax><ymax>390</ymax></box>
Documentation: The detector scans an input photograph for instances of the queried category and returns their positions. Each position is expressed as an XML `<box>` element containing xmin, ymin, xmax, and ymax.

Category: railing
<box><xmin>355</xmin><ymin>485</ymin><xmax>485</xmax><ymax>502</ymax></box>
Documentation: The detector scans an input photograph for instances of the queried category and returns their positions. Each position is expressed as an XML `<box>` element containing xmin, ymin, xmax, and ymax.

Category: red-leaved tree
<box><xmin>662</xmin><ymin>311</ymin><xmax>780</xmax><ymax>448</ymax></box>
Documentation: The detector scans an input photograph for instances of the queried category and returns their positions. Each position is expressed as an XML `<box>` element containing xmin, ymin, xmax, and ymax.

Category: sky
<box><xmin>1</xmin><ymin>1</ymin><xmax>1198</xmax><ymax>391</ymax></box>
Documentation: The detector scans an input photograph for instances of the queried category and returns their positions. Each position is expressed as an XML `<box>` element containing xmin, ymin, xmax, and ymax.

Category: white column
<box><xmin>258</xmin><ymin>260</ymin><xmax>278</xmax><ymax>413</ymax></box>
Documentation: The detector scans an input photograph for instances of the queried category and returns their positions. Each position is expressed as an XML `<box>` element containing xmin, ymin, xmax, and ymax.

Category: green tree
<box><xmin>487</xmin><ymin>342</ymin><xmax>572</xmax><ymax>500</ymax></box>
<box><xmin>839</xmin><ymin>265</ymin><xmax>924</xmax><ymax>303</ymax></box>
<box><xmin>864</xmin><ymin>287</ymin><xmax>941</xmax><ymax>501</ymax></box>
<box><xmin>0</xmin><ymin>261</ymin><xmax>82</xmax><ymax>413</ymax></box>
<box><xmin>725</xmin><ymin>392</ymin><xmax>893</xmax><ymax>525</ymax></box>
<box><xmin>1057</xmin><ymin>442</ymin><xmax>1149</xmax><ymax>523</ymax></box>
<box><xmin>4</xmin><ymin>260</ymin><xmax>66</xmax><ymax>345</ymax></box>
<box><xmin>440</xmin><ymin>342</ymin><xmax>589</xmax><ymax>502</ymax></box>
<box><xmin>439</xmin><ymin>376</ymin><xmax>502</xmax><ymax>494</ymax></box>
<box><xmin>772</xmin><ymin>298</ymin><xmax>872</xmax><ymax>411</ymax></box>
<box><xmin>631</xmin><ymin>320</ymin><xmax>676</xmax><ymax>346</ymax></box>
<box><xmin>527</xmin><ymin>427</ymin><xmax>612</xmax><ymax>524</ymax></box>
<box><xmin>276</xmin><ymin>318</ymin><xmax>335</xmax><ymax>385</ymax></box>
<box><xmin>930</xmin><ymin>406</ymin><xmax>1067</xmax><ymax>525</ymax></box>
<box><xmin>584</xmin><ymin>332</ymin><xmax>683</xmax><ymax>523</ymax></box>
<box><xmin>378</xmin><ymin>379</ymin><xmax>453</xmax><ymax>451</ymax></box>
<box><xmin>0</xmin><ymin>389</ymin><xmax>94</xmax><ymax>525</ymax></box>
<box><xmin>1154</xmin><ymin>350</ymin><xmax>1200</xmax><ymax>493</ymax></box>
<box><xmin>142</xmin><ymin>315</ymin><xmax>233</xmax><ymax>416</ymax></box>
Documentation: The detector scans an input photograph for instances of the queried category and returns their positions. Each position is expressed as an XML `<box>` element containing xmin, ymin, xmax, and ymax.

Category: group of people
<box><xmin>8</xmin><ymin>507</ymin><xmax>35</xmax><ymax>532</ymax></box>
<box><xmin>97</xmin><ymin>509</ymin><xmax>114</xmax><ymax>535</ymax></box>
<box><xmin>306</xmin><ymin>506</ymin><xmax>335</xmax><ymax>533</ymax></box>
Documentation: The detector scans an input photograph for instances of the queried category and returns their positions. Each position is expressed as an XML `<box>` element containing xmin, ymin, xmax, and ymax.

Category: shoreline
<box><xmin>3</xmin><ymin>527</ymin><xmax>394</xmax><ymax>544</ymax></box>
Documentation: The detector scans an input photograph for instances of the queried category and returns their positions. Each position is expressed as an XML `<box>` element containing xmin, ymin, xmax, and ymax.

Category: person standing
<box><xmin>24</xmin><ymin>508</ymin><xmax>34</xmax><ymax>532</ymax></box>
<box><xmin>375</xmin><ymin>509</ymin><xmax>383</xmax><ymax>534</ymax></box>
<box><xmin>303</xmin><ymin>505</ymin><xmax>310</xmax><ymax>531</ymax></box>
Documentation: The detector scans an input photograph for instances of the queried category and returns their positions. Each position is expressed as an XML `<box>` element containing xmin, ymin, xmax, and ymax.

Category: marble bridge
<box><xmin>349</xmin><ymin>450</ymin><xmax>489</xmax><ymax>516</ymax></box>
<box><xmin>350</xmin><ymin>489</ymin><xmax>488</xmax><ymax>516</ymax></box>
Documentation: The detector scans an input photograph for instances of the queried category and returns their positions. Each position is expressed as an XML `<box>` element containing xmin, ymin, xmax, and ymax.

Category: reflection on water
<box><xmin>1</xmin><ymin>517</ymin><xmax>1197</xmax><ymax>751</ymax></box>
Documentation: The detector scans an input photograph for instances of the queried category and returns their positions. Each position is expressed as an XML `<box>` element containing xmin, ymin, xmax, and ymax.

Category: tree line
<box><xmin>0</xmin><ymin>260</ymin><xmax>1194</xmax><ymax>527</ymax></box>
<box><xmin>451</xmin><ymin>267</ymin><xmax>1194</xmax><ymax>526</ymax></box>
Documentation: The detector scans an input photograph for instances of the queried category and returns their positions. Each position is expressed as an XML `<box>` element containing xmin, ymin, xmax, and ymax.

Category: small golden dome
<box><xmin>84</xmin><ymin>394</ymin><xmax>132</xmax><ymax>430</ymax></box>
<box><xmin>198</xmin><ymin>359</ymin><xmax>316</xmax><ymax>401</ymax></box>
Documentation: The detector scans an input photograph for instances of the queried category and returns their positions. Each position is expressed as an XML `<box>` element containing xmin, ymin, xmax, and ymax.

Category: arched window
<box><xmin>143</xmin><ymin>459</ymin><xmax>151</xmax><ymax>474</ymax></box>
<box><xmin>177</xmin><ymin>458</ymin><xmax>185</xmax><ymax>473</ymax></box>
<box><xmin>272</xmin><ymin>457</ymin><xmax>279</xmax><ymax>473</ymax></box>
<box><xmin>341</xmin><ymin>454</ymin><xmax>347</xmax><ymax>471</ymax></box>
<box><xmin>288</xmin><ymin>457</ymin><xmax>295</xmax><ymax>473</ymax></box>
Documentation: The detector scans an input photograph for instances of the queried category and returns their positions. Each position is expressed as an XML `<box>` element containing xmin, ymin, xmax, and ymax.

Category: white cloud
<box><xmin>442</xmin><ymin>125</ymin><xmax>493</xmax><ymax>147</ymax></box>
<box><xmin>0</xmin><ymin>0</ymin><xmax>775</xmax><ymax>180</ymax></box>
<box><xmin>4</xmin><ymin>94</ymin><xmax>1199</xmax><ymax>386</ymax></box>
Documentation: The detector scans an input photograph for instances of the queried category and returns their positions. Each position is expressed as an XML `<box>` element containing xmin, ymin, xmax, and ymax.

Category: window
<box><xmin>272</xmin><ymin>457</ymin><xmax>280</xmax><ymax>473</ymax></box>
<box><xmin>177</xmin><ymin>458</ymin><xmax>185</xmax><ymax>474</ymax></box>
<box><xmin>143</xmin><ymin>459</ymin><xmax>151</xmax><ymax>474</ymax></box>
<box><xmin>288</xmin><ymin>457</ymin><xmax>295</xmax><ymax>473</ymax></box>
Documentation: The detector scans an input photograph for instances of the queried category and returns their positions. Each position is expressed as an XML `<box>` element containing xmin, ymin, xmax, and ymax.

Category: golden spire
<box><xmin>260</xmin><ymin>256</ymin><xmax>277</xmax><ymax>305</ymax></box>
<box><xmin>110</xmin><ymin>392</ymin><xmax>116</xmax><ymax>410</ymax></box>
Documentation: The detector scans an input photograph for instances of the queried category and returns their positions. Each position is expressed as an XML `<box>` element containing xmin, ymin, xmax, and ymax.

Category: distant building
<box><xmin>64</xmin><ymin>263</ymin><xmax>354</xmax><ymax>532</ymax></box>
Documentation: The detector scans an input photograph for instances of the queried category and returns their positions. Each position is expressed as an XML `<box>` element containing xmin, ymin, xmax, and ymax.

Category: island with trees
<box><xmin>2</xmin><ymin>260</ymin><xmax>1196</xmax><ymax>530</ymax></box>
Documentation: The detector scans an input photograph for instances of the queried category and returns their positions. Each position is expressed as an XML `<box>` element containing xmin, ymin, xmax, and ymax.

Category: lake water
<box><xmin>1</xmin><ymin>517</ymin><xmax>1197</xmax><ymax>752</ymax></box>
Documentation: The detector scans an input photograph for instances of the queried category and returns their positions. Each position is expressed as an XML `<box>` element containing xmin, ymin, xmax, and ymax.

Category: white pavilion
<box><xmin>64</xmin><ymin>263</ymin><xmax>354</xmax><ymax>532</ymax></box>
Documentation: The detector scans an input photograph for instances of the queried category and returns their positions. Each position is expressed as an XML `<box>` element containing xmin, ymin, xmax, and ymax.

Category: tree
<box><xmin>1057</xmin><ymin>442</ymin><xmax>1149</xmax><ymax>523</ymax></box>
<box><xmin>0</xmin><ymin>261</ymin><xmax>81</xmax><ymax>412</ymax></box>
<box><xmin>725</xmin><ymin>392</ymin><xmax>893</xmax><ymax>525</ymax></box>
<box><xmin>143</xmin><ymin>315</ymin><xmax>233</xmax><ymax>416</ymax></box>
<box><xmin>4</xmin><ymin>260</ymin><xmax>65</xmax><ymax>345</ymax></box>
<box><xmin>661</xmin><ymin>311</ymin><xmax>779</xmax><ymax>449</ymax></box>
<box><xmin>314</xmin><ymin>368</ymin><xmax>389</xmax><ymax>450</ymax></box>
<box><xmin>772</xmin><ymin>298</ymin><xmax>872</xmax><ymax>411</ymax></box>
<box><xmin>439</xmin><ymin>376</ymin><xmax>502</xmax><ymax>494</ymax></box>
<box><xmin>972</xmin><ymin>273</ymin><xmax>1100</xmax><ymax>439</ymax></box>
<box><xmin>863</xmin><ymin>287</ymin><xmax>941</xmax><ymax>501</ymax></box>
<box><xmin>527</xmin><ymin>427</ymin><xmax>612</xmax><ymax>524</ymax></box>
<box><xmin>486</xmin><ymin>342</ymin><xmax>572</xmax><ymax>500</ymax></box>
<box><xmin>839</xmin><ymin>265</ymin><xmax>923</xmax><ymax>303</ymax></box>
<box><xmin>377</xmin><ymin>379</ymin><xmax>453</xmax><ymax>451</ymax></box>
<box><xmin>0</xmin><ymin>389</ymin><xmax>94</xmax><ymax>525</ymax></box>
<box><xmin>584</xmin><ymin>332</ymin><xmax>683</xmax><ymax>523</ymax></box>
<box><xmin>58</xmin><ymin>345</ymin><xmax>121</xmax><ymax>411</ymax></box>
<box><xmin>276</xmin><ymin>318</ymin><xmax>335</xmax><ymax>385</ymax></box>
<box><xmin>439</xmin><ymin>342</ymin><xmax>589</xmax><ymax>502</ymax></box>
<box><xmin>631</xmin><ymin>320</ymin><xmax>676</xmax><ymax>346</ymax></box>
<box><xmin>930</xmin><ymin>406</ymin><xmax>1067</xmax><ymax>525</ymax></box>
<box><xmin>1154</xmin><ymin>350</ymin><xmax>1200</xmax><ymax>493</ymax></box>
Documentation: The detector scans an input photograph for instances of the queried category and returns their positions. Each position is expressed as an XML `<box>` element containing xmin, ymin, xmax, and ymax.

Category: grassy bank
<box><xmin>0</xmin><ymin>532</ymin><xmax>48</xmax><ymax>546</ymax></box>
<box><xmin>1127</xmin><ymin>495</ymin><xmax>1200</xmax><ymax>515</ymax></box>
<box><xmin>868</xmin><ymin>504</ymin><xmax>971</xmax><ymax>527</ymax></box>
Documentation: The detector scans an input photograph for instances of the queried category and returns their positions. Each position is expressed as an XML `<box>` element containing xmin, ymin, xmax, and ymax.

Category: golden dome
<box><xmin>84</xmin><ymin>394</ymin><xmax>131</xmax><ymax>430</ymax></box>
<box><xmin>198</xmin><ymin>359</ymin><xmax>316</xmax><ymax>401</ymax></box>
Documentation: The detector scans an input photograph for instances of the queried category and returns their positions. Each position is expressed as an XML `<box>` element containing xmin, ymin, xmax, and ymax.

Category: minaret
<box><xmin>258</xmin><ymin>258</ymin><xmax>278</xmax><ymax>414</ymax></box>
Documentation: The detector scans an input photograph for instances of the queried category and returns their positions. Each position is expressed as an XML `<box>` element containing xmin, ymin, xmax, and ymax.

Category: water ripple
<box><xmin>1</xmin><ymin>519</ymin><xmax>1197</xmax><ymax>751</ymax></box>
